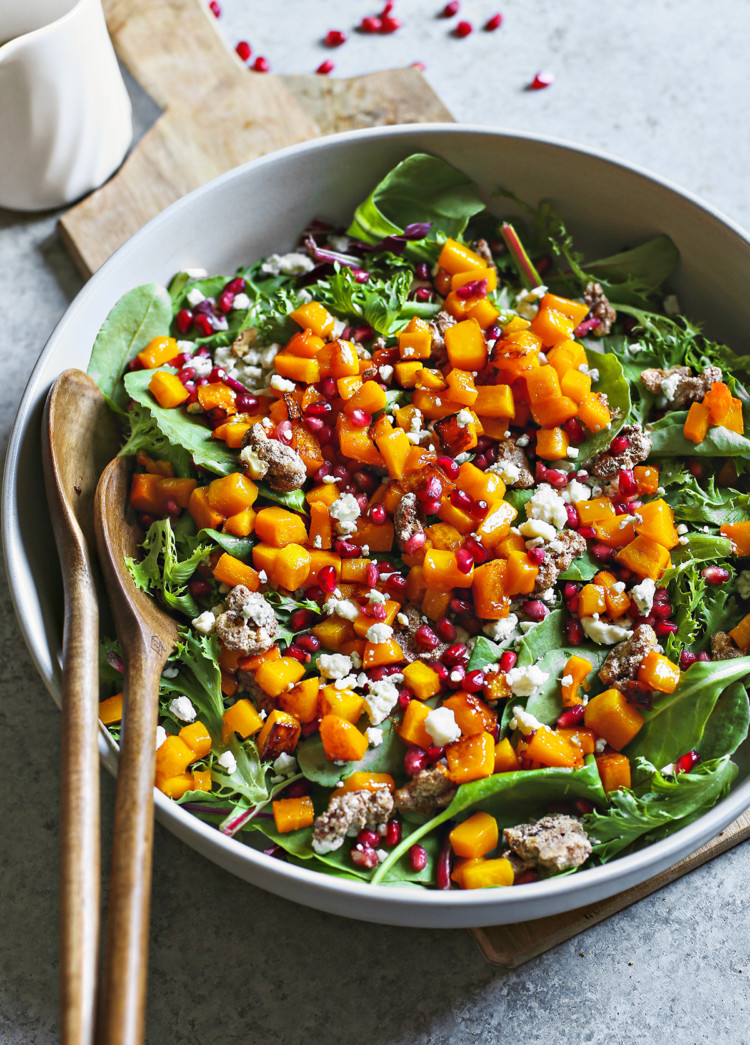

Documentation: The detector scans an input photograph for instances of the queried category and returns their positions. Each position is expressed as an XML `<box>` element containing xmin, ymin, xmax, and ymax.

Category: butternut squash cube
<box><xmin>212</xmin><ymin>552</ymin><xmax>260</xmax><ymax>591</ymax></box>
<box><xmin>179</xmin><ymin>720</ymin><xmax>213</xmax><ymax>759</ymax></box>
<box><xmin>616</xmin><ymin>535</ymin><xmax>671</xmax><ymax>580</ymax></box>
<box><xmin>269</xmin><ymin>544</ymin><xmax>312</xmax><ymax>590</ymax></box>
<box><xmin>338</xmin><ymin>772</ymin><xmax>395</xmax><ymax>793</ymax></box>
<box><xmin>493</xmin><ymin>737</ymin><xmax>521</xmax><ymax>773</ymax></box>
<box><xmin>526</xmin><ymin>727</ymin><xmax>583</xmax><ymax>768</ymax></box>
<box><xmin>398</xmin><ymin>699</ymin><xmax>433</xmax><ymax>749</ymax></box>
<box><xmin>720</xmin><ymin>521</ymin><xmax>750</xmax><ymax>556</ymax></box>
<box><xmin>272</xmin><ymin>796</ymin><xmax>314</xmax><ymax>833</ymax></box>
<box><xmin>584</xmin><ymin>689</ymin><xmax>644</xmax><ymax>750</ymax></box>
<box><xmin>254</xmin><ymin>505</ymin><xmax>308</xmax><ymax>547</ymax></box>
<box><xmin>402</xmin><ymin>660</ymin><xmax>442</xmax><ymax>701</ymax></box>
<box><xmin>456</xmin><ymin>856</ymin><xmax>515</xmax><ymax>890</ymax></box>
<box><xmin>279</xmin><ymin>676</ymin><xmax>320</xmax><ymax>723</ymax></box>
<box><xmin>444</xmin><ymin>318</ymin><xmax>488</xmax><ymax>372</ymax></box>
<box><xmin>149</xmin><ymin>369</ymin><xmax>189</xmax><ymax>408</ymax></box>
<box><xmin>596</xmin><ymin>752</ymin><xmax>631</xmax><ymax>792</ymax></box>
<box><xmin>449</xmin><ymin>812</ymin><xmax>499</xmax><ymax>859</ymax></box>
<box><xmin>254</xmin><ymin>656</ymin><xmax>306</xmax><ymax>698</ymax></box>
<box><xmin>424</xmin><ymin>548</ymin><xmax>474</xmax><ymax>588</ymax></box>
<box><xmin>138</xmin><ymin>335</ymin><xmax>178</xmax><ymax>369</ymax></box>
<box><xmin>222</xmin><ymin>699</ymin><xmax>264</xmax><ymax>742</ymax></box>
<box><xmin>637</xmin><ymin>650</ymin><xmax>680</xmax><ymax>693</ymax></box>
<box><xmin>318</xmin><ymin>684</ymin><xmax>365</xmax><ymax>724</ymax></box>
<box><xmin>257</xmin><ymin>709</ymin><xmax>302</xmax><ymax>760</ymax></box>
<box><xmin>473</xmin><ymin>383</ymin><xmax>515</xmax><ymax>418</ymax></box>
<box><xmin>634</xmin><ymin>499</ymin><xmax>679</xmax><ymax>550</ymax></box>
<box><xmin>442</xmin><ymin>693</ymin><xmax>497</xmax><ymax>736</ymax></box>
<box><xmin>99</xmin><ymin>692</ymin><xmax>123</xmax><ymax>726</ymax></box>
<box><xmin>319</xmin><ymin>714</ymin><xmax>369</xmax><ymax>761</ymax></box>
<box><xmin>445</xmin><ymin>731</ymin><xmax>495</xmax><ymax>783</ymax></box>
<box><xmin>289</xmin><ymin>301</ymin><xmax>335</xmax><ymax>339</ymax></box>
<box><xmin>155</xmin><ymin>735</ymin><xmax>195</xmax><ymax>779</ymax></box>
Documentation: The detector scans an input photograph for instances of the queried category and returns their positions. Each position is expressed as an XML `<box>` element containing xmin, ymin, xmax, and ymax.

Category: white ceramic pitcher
<box><xmin>0</xmin><ymin>0</ymin><xmax>133</xmax><ymax>211</ymax></box>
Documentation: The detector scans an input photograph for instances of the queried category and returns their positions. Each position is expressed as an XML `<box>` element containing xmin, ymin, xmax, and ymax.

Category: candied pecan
<box><xmin>490</xmin><ymin>436</ymin><xmax>535</xmax><ymax>489</ymax></box>
<box><xmin>312</xmin><ymin>789</ymin><xmax>394</xmax><ymax>854</ymax></box>
<box><xmin>472</xmin><ymin>238</ymin><xmax>494</xmax><ymax>266</ymax></box>
<box><xmin>532</xmin><ymin>530</ymin><xmax>587</xmax><ymax>593</ymax></box>
<box><xmin>640</xmin><ymin>365</ymin><xmax>723</xmax><ymax>411</ymax></box>
<box><xmin>590</xmin><ymin>423</ymin><xmax>652</xmax><ymax>480</ymax></box>
<box><xmin>393</xmin><ymin>492</ymin><xmax>424</xmax><ymax>552</ymax></box>
<box><xmin>598</xmin><ymin>624</ymin><xmax>659</xmax><ymax>690</ymax></box>
<box><xmin>427</xmin><ymin>310</ymin><xmax>455</xmax><ymax>366</ymax></box>
<box><xmin>230</xmin><ymin>326</ymin><xmax>259</xmax><ymax>358</ymax></box>
<box><xmin>394</xmin><ymin>765</ymin><xmax>456</xmax><ymax>818</ymax></box>
<box><xmin>393</xmin><ymin>605</ymin><xmax>451</xmax><ymax>664</ymax></box>
<box><xmin>711</xmin><ymin>632</ymin><xmax>744</xmax><ymax>661</ymax></box>
<box><xmin>215</xmin><ymin>585</ymin><xmax>278</xmax><ymax>656</ymax></box>
<box><xmin>503</xmin><ymin>814</ymin><xmax>592</xmax><ymax>873</ymax></box>
<box><xmin>583</xmin><ymin>281</ymin><xmax>617</xmax><ymax>337</ymax></box>
<box><xmin>240</xmin><ymin>422</ymin><xmax>306</xmax><ymax>491</ymax></box>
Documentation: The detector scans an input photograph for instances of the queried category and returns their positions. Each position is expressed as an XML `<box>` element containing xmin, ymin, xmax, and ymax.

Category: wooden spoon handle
<box><xmin>97</xmin><ymin>644</ymin><xmax>162</xmax><ymax>1045</ymax></box>
<box><xmin>59</xmin><ymin>561</ymin><xmax>101</xmax><ymax>1045</ymax></box>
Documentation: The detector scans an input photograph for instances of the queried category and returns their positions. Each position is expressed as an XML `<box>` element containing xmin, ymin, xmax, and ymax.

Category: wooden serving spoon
<box><xmin>42</xmin><ymin>369</ymin><xmax>121</xmax><ymax>1045</ymax></box>
<box><xmin>93</xmin><ymin>454</ymin><xmax>178</xmax><ymax>1045</ymax></box>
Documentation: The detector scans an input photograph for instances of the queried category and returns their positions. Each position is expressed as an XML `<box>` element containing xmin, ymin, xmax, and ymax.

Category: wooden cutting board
<box><xmin>57</xmin><ymin>0</ymin><xmax>750</xmax><ymax>968</ymax></box>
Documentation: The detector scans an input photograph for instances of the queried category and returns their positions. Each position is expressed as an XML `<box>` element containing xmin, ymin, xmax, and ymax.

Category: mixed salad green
<box><xmin>89</xmin><ymin>153</ymin><xmax>750</xmax><ymax>890</ymax></box>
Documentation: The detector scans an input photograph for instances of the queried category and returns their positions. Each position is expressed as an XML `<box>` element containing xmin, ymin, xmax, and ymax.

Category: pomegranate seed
<box><xmin>484</xmin><ymin>12</ymin><xmax>503</xmax><ymax>30</ymax></box>
<box><xmin>177</xmin><ymin>367</ymin><xmax>196</xmax><ymax>385</ymax></box>
<box><xmin>449</xmin><ymin>597</ymin><xmax>471</xmax><ymax>616</ymax></box>
<box><xmin>235</xmin><ymin>40</ymin><xmax>252</xmax><ymax>62</ymax></box>
<box><xmin>380</xmin><ymin>15</ymin><xmax>402</xmax><ymax>33</ymax></box>
<box><xmin>209</xmin><ymin>0</ymin><xmax>221</xmax><ymax>15</ymax></box>
<box><xmin>384</xmin><ymin>819</ymin><xmax>402</xmax><ymax>846</ymax></box>
<box><xmin>697</xmin><ymin>652</ymin><xmax>710</xmax><ymax>662</ymax></box>
<box><xmin>674</xmin><ymin>750</ymin><xmax>701</xmax><ymax>775</ymax></box>
<box><xmin>564</xmin><ymin>417</ymin><xmax>586</xmax><ymax>445</ymax></box>
<box><xmin>403</xmin><ymin>532</ymin><xmax>426</xmax><ymax>555</ymax></box>
<box><xmin>350</xmin><ymin>844</ymin><xmax>379</xmax><ymax>869</ymax></box>
<box><xmin>422</xmin><ymin>498</ymin><xmax>441</xmax><ymax>515</ymax></box>
<box><xmin>441</xmin><ymin>642</ymin><xmax>468</xmax><ymax>666</ymax></box>
<box><xmin>528</xmin><ymin>70</ymin><xmax>554</xmax><ymax>90</ymax></box>
<box><xmin>655</xmin><ymin>621</ymin><xmax>679</xmax><ymax>637</ymax></box>
<box><xmin>680</xmin><ymin>650</ymin><xmax>698</xmax><ymax>669</ymax></box>
<box><xmin>252</xmin><ymin>56</ymin><xmax>270</xmax><ymax>72</ymax></box>
<box><xmin>415</xmin><ymin>624</ymin><xmax>440</xmax><ymax>650</ymax></box>
<box><xmin>317</xmin><ymin>423</ymin><xmax>334</xmax><ymax>445</ymax></box>
<box><xmin>385</xmin><ymin>573</ymin><xmax>408</xmax><ymax>597</ymax></box>
<box><xmin>225</xmin><ymin>276</ymin><xmax>246</xmax><ymax>294</ymax></box>
<box><xmin>193</xmin><ymin>313</ymin><xmax>214</xmax><ymax>337</ymax></box>
<box><xmin>451</xmin><ymin>488</ymin><xmax>473</xmax><ymax>512</ymax></box>
<box><xmin>316</xmin><ymin>59</ymin><xmax>335</xmax><ymax>75</ymax></box>
<box><xmin>318</xmin><ymin>565</ymin><xmax>337</xmax><ymax>594</ymax></box>
<box><xmin>566</xmin><ymin>619</ymin><xmax>584</xmax><ymax>646</ymax></box>
<box><xmin>527</xmin><ymin>547</ymin><xmax>546</xmax><ymax>566</ymax></box>
<box><xmin>236</xmin><ymin>391</ymin><xmax>261</xmax><ymax>411</ymax></box>
<box><xmin>499</xmin><ymin>650</ymin><xmax>517</xmax><ymax>672</ymax></box>
<box><xmin>285</xmin><ymin>645</ymin><xmax>309</xmax><ymax>663</ymax></box>
<box><xmin>305</xmin><ymin>417</ymin><xmax>325</xmax><ymax>435</ymax></box>
<box><xmin>188</xmin><ymin>576</ymin><xmax>212</xmax><ymax>599</ymax></box>
<box><xmin>360</xmin><ymin>15</ymin><xmax>381</xmax><ymax>32</ymax></box>
<box><xmin>652</xmin><ymin>602</ymin><xmax>673</xmax><ymax>619</ymax></box>
<box><xmin>702</xmin><ymin>566</ymin><xmax>730</xmax><ymax>585</ymax></box>
<box><xmin>556</xmin><ymin>705</ymin><xmax>585</xmax><ymax>728</ymax></box>
<box><xmin>447</xmin><ymin>666</ymin><xmax>466</xmax><ymax>690</ymax></box>
<box><xmin>175</xmin><ymin>308</ymin><xmax>193</xmax><ymax>334</ymax></box>
<box><xmin>357</xmin><ymin>829</ymin><xmax>381</xmax><ymax>848</ymax></box>
<box><xmin>470</xmin><ymin>499</ymin><xmax>489</xmax><ymax>520</ymax></box>
<box><xmin>353</xmin><ymin>269</ymin><xmax>370</xmax><ymax>284</ymax></box>
<box><xmin>456</xmin><ymin>278</ymin><xmax>487</xmax><ymax>300</ymax></box>
<box><xmin>364</xmin><ymin>565</ymin><xmax>380</xmax><ymax>589</ymax></box>
<box><xmin>336</xmin><ymin>539</ymin><xmax>361</xmax><ymax>558</ymax></box>
<box><xmin>546</xmin><ymin>469</ymin><xmax>568</xmax><ymax>488</ymax></box>
<box><xmin>435</xmin><ymin>616</ymin><xmax>457</xmax><ymax>642</ymax></box>
<box><xmin>562</xmin><ymin>582</ymin><xmax>578</xmax><ymax>600</ymax></box>
<box><xmin>370</xmin><ymin>603</ymin><xmax>388</xmax><ymax>622</ymax></box>
<box><xmin>405</xmin><ymin>748</ymin><xmax>428</xmax><ymax>776</ymax></box>
<box><xmin>398</xmin><ymin>690</ymin><xmax>412</xmax><ymax>711</ymax></box>
<box><xmin>363</xmin><ymin>505</ymin><xmax>386</xmax><ymax>529</ymax></box>
<box><xmin>325</xmin><ymin>29</ymin><xmax>347</xmax><ymax>46</ymax></box>
<box><xmin>565</xmin><ymin>503</ymin><xmax>581</xmax><ymax>528</ymax></box>
<box><xmin>473</xmin><ymin>454</ymin><xmax>488</xmax><ymax>471</ymax></box>
<box><xmin>610</xmin><ymin>434</ymin><xmax>630</xmax><ymax>454</ymax></box>
<box><xmin>455</xmin><ymin>547</ymin><xmax>474</xmax><ymax>574</ymax></box>
<box><xmin>463</xmin><ymin>536</ymin><xmax>488</xmax><ymax>564</ymax></box>
<box><xmin>689</xmin><ymin>460</ymin><xmax>704</xmax><ymax>477</ymax></box>
<box><xmin>426</xmin><ymin>745</ymin><xmax>445</xmax><ymax>764</ymax></box>
<box><xmin>296</xmin><ymin>633</ymin><xmax>320</xmax><ymax>653</ymax></box>
<box><xmin>409</xmin><ymin>845</ymin><xmax>428</xmax><ymax>872</ymax></box>
<box><xmin>521</xmin><ymin>599</ymin><xmax>549</xmax><ymax>621</ymax></box>
<box><xmin>463</xmin><ymin>669</ymin><xmax>485</xmax><ymax>693</ymax></box>
<box><xmin>415</xmin><ymin>262</ymin><xmax>431</xmax><ymax>281</ymax></box>
<box><xmin>283</xmin><ymin>780</ymin><xmax>310</xmax><ymax>799</ymax></box>
<box><xmin>454</xmin><ymin>19</ymin><xmax>473</xmax><ymax>36</ymax></box>
<box><xmin>574</xmin><ymin>317</ymin><xmax>601</xmax><ymax>337</ymax></box>
<box><xmin>578</xmin><ymin>525</ymin><xmax>596</xmax><ymax>540</ymax></box>
<box><xmin>434</xmin><ymin>664</ymin><xmax>450</xmax><ymax>685</ymax></box>
<box><xmin>348</xmin><ymin>408</ymin><xmax>371</xmax><ymax>428</ymax></box>
<box><xmin>618</xmin><ymin>468</ymin><xmax>638</xmax><ymax>497</ymax></box>
<box><xmin>436</xmin><ymin>455</ymin><xmax>460</xmax><ymax>479</ymax></box>
<box><xmin>592</xmin><ymin>543</ymin><xmax>616</xmax><ymax>562</ymax></box>
<box><xmin>419</xmin><ymin>474</ymin><xmax>443</xmax><ymax>502</ymax></box>
<box><xmin>289</xmin><ymin>608</ymin><xmax>316</xmax><ymax>631</ymax></box>
<box><xmin>207</xmin><ymin>366</ymin><xmax>225</xmax><ymax>384</ymax></box>
<box><xmin>440</xmin><ymin>0</ymin><xmax>460</xmax><ymax>14</ymax></box>
<box><xmin>566</xmin><ymin>594</ymin><xmax>580</xmax><ymax>615</ymax></box>
<box><xmin>274</xmin><ymin>419</ymin><xmax>294</xmax><ymax>445</ymax></box>
<box><xmin>654</xmin><ymin>586</ymin><xmax>670</xmax><ymax>603</ymax></box>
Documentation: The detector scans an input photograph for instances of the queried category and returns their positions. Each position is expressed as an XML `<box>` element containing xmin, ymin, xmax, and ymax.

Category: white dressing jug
<box><xmin>0</xmin><ymin>0</ymin><xmax>132</xmax><ymax>211</ymax></box>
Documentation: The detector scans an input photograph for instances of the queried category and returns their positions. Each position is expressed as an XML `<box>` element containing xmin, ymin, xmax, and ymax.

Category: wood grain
<box><xmin>58</xmin><ymin>0</ymin><xmax>454</xmax><ymax>278</ymax></box>
<box><xmin>471</xmin><ymin>810</ymin><xmax>750</xmax><ymax>968</ymax></box>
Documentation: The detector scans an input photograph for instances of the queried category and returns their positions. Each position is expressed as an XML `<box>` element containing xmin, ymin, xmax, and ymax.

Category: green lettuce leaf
<box><xmin>575</xmin><ymin>350</ymin><xmax>631</xmax><ymax>463</ymax></box>
<box><xmin>126</xmin><ymin>518</ymin><xmax>211</xmax><ymax>618</ymax></box>
<box><xmin>160</xmin><ymin>627</ymin><xmax>225</xmax><ymax>735</ymax></box>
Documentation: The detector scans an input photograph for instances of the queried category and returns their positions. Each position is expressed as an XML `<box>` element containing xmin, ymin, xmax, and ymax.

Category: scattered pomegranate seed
<box><xmin>177</xmin><ymin>367</ymin><xmax>196</xmax><ymax>386</ymax></box>
<box><xmin>435</xmin><ymin>616</ymin><xmax>457</xmax><ymax>642</ymax></box>
<box><xmin>441</xmin><ymin>643</ymin><xmax>469</xmax><ymax>667</ymax></box>
<box><xmin>426</xmin><ymin>745</ymin><xmax>445</xmax><ymax>763</ymax></box>
<box><xmin>528</xmin><ymin>70</ymin><xmax>555</xmax><ymax>90</ymax></box>
<box><xmin>235</xmin><ymin>40</ymin><xmax>252</xmax><ymax>62</ymax></box>
<box><xmin>415</xmin><ymin>624</ymin><xmax>441</xmax><ymax>650</ymax></box>
<box><xmin>680</xmin><ymin>650</ymin><xmax>698</xmax><ymax>669</ymax></box>
<box><xmin>564</xmin><ymin>417</ymin><xmax>586</xmax><ymax>445</ymax></box>
<box><xmin>674</xmin><ymin>750</ymin><xmax>701</xmax><ymax>775</ymax></box>
<box><xmin>209</xmin><ymin>0</ymin><xmax>221</xmax><ymax>16</ymax></box>
<box><xmin>556</xmin><ymin>706</ymin><xmax>585</xmax><ymax>730</ymax></box>
<box><xmin>565</xmin><ymin>503</ymin><xmax>581</xmax><ymax>528</ymax></box>
<box><xmin>403</xmin><ymin>531</ymin><xmax>427</xmax><ymax>555</ymax></box>
<box><xmin>455</xmin><ymin>547</ymin><xmax>474</xmax><ymax>574</ymax></box>
<box><xmin>689</xmin><ymin>460</ymin><xmax>704</xmax><ymax>477</ymax></box>
<box><xmin>409</xmin><ymin>845</ymin><xmax>428</xmax><ymax>872</ymax></box>
<box><xmin>451</xmin><ymin>488</ymin><xmax>474</xmax><ymax>512</ymax></box>
<box><xmin>360</xmin><ymin>15</ymin><xmax>382</xmax><ymax>32</ymax></box>
<box><xmin>592</xmin><ymin>543</ymin><xmax>616</xmax><ymax>563</ymax></box>
<box><xmin>449</xmin><ymin>596</ymin><xmax>472</xmax><ymax>615</ymax></box>
<box><xmin>285</xmin><ymin>644</ymin><xmax>310</xmax><ymax>663</ymax></box>
<box><xmin>289</xmin><ymin>608</ymin><xmax>316</xmax><ymax>631</ymax></box>
<box><xmin>527</xmin><ymin>547</ymin><xmax>546</xmax><ymax>566</ymax></box>
<box><xmin>463</xmin><ymin>669</ymin><xmax>485</xmax><ymax>693</ymax></box>
<box><xmin>464</xmin><ymin>535</ymin><xmax>488</xmax><ymax>564</ymax></box>
<box><xmin>316</xmin><ymin>59</ymin><xmax>335</xmax><ymax>75</ymax></box>
<box><xmin>193</xmin><ymin>313</ymin><xmax>214</xmax><ymax>337</ymax></box>
<box><xmin>357</xmin><ymin>828</ymin><xmax>381</xmax><ymax>849</ymax></box>
<box><xmin>447</xmin><ymin>666</ymin><xmax>466</xmax><ymax>690</ymax></box>
<box><xmin>385</xmin><ymin>573</ymin><xmax>408</xmax><ymax>597</ymax></box>
<box><xmin>175</xmin><ymin>308</ymin><xmax>193</xmax><ymax>334</ymax></box>
<box><xmin>365</xmin><ymin>563</ymin><xmax>379</xmax><ymax>588</ymax></box>
<box><xmin>522</xmin><ymin>599</ymin><xmax>549</xmax><ymax>621</ymax></box>
<box><xmin>484</xmin><ymin>12</ymin><xmax>503</xmax><ymax>30</ymax></box>
<box><xmin>565</xmin><ymin>619</ymin><xmax>584</xmax><ymax>646</ymax></box>
<box><xmin>574</xmin><ymin>317</ymin><xmax>601</xmax><ymax>337</ymax></box>
<box><xmin>577</xmin><ymin>525</ymin><xmax>596</xmax><ymax>540</ymax></box>
<box><xmin>188</xmin><ymin>576</ymin><xmax>212</xmax><ymax>599</ymax></box>
<box><xmin>610</xmin><ymin>434</ymin><xmax>630</xmax><ymax>454</ymax></box>
<box><xmin>454</xmin><ymin>19</ymin><xmax>473</xmax><ymax>37</ymax></box>
<box><xmin>652</xmin><ymin>601</ymin><xmax>673</xmax><ymax>619</ymax></box>
<box><xmin>440</xmin><ymin>0</ymin><xmax>460</xmax><ymax>14</ymax></box>
<box><xmin>252</xmin><ymin>56</ymin><xmax>270</xmax><ymax>73</ymax></box>
<box><xmin>384</xmin><ymin>819</ymin><xmax>402</xmax><ymax>846</ymax></box>
<box><xmin>697</xmin><ymin>652</ymin><xmax>711</xmax><ymax>662</ymax></box>
<box><xmin>404</xmin><ymin>748</ymin><xmax>428</xmax><ymax>776</ymax></box>
<box><xmin>349</xmin><ymin>407</ymin><xmax>371</xmax><ymax>428</ymax></box>
<box><xmin>350</xmin><ymin>844</ymin><xmax>379</xmax><ymax>869</ymax></box>
<box><xmin>296</xmin><ymin>634</ymin><xmax>320</xmax><ymax>653</ymax></box>
<box><xmin>499</xmin><ymin>650</ymin><xmax>517</xmax><ymax>672</ymax></box>
<box><xmin>325</xmin><ymin>29</ymin><xmax>347</xmax><ymax>47</ymax></box>
<box><xmin>655</xmin><ymin>621</ymin><xmax>679</xmax><ymax>637</ymax></box>
<box><xmin>414</xmin><ymin>286</ymin><xmax>433</xmax><ymax>302</ymax></box>
<box><xmin>380</xmin><ymin>15</ymin><xmax>402</xmax><ymax>32</ymax></box>
<box><xmin>318</xmin><ymin>565</ymin><xmax>337</xmax><ymax>594</ymax></box>
<box><xmin>546</xmin><ymin>469</ymin><xmax>568</xmax><ymax>488</ymax></box>
<box><xmin>618</xmin><ymin>468</ymin><xmax>638</xmax><ymax>497</ymax></box>
<box><xmin>702</xmin><ymin>566</ymin><xmax>730</xmax><ymax>584</ymax></box>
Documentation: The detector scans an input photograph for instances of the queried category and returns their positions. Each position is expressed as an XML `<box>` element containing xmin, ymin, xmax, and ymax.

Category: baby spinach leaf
<box><xmin>297</xmin><ymin>720</ymin><xmax>404</xmax><ymax>787</ymax></box>
<box><xmin>211</xmin><ymin>738</ymin><xmax>270</xmax><ymax>807</ymax></box>
<box><xmin>697</xmin><ymin>682</ymin><xmax>750</xmax><ymax>760</ymax></box>
<box><xmin>118</xmin><ymin>404</ymin><xmax>194</xmax><ymax>477</ymax></box>
<box><xmin>372</xmin><ymin>758</ymin><xmax>606</xmax><ymax>884</ymax></box>
<box><xmin>647</xmin><ymin>402</ymin><xmax>750</xmax><ymax>458</ymax></box>
<box><xmin>516</xmin><ymin>609</ymin><xmax>568</xmax><ymax>664</ymax></box>
<box><xmin>196</xmin><ymin>528</ymin><xmax>254</xmax><ymax>559</ymax></box>
<box><xmin>256</xmin><ymin>482</ymin><xmax>308</xmax><ymax>513</ymax></box>
<box><xmin>123</xmin><ymin>368</ymin><xmax>237</xmax><ymax>475</ymax></box>
<box><xmin>468</xmin><ymin>636</ymin><xmax>505</xmax><ymax>671</ymax></box>
<box><xmin>576</xmin><ymin>350</ymin><xmax>630</xmax><ymax>463</ymax></box>
<box><xmin>625</xmin><ymin>657</ymin><xmax>750</xmax><ymax>767</ymax></box>
<box><xmin>348</xmin><ymin>153</ymin><xmax>485</xmax><ymax>263</ymax></box>
<box><xmin>504</xmin><ymin>487</ymin><xmax>535</xmax><ymax>515</ymax></box>
<box><xmin>585</xmin><ymin>756</ymin><xmax>737</xmax><ymax>862</ymax></box>
<box><xmin>88</xmin><ymin>283</ymin><xmax>172</xmax><ymax>412</ymax></box>
<box><xmin>559</xmin><ymin>549</ymin><xmax>599</xmax><ymax>582</ymax></box>
<box><xmin>523</xmin><ymin>645</ymin><xmax>608</xmax><ymax>727</ymax></box>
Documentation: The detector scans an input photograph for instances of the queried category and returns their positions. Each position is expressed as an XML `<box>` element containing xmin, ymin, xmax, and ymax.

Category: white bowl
<box><xmin>5</xmin><ymin>125</ymin><xmax>750</xmax><ymax>928</ymax></box>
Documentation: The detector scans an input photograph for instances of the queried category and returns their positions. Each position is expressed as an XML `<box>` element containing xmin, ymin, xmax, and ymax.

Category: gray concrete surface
<box><xmin>2</xmin><ymin>2</ymin><xmax>749</xmax><ymax>1042</ymax></box>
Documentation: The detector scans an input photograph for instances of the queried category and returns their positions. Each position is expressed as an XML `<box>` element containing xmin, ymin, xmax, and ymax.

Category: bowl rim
<box><xmin>4</xmin><ymin>121</ymin><xmax>750</xmax><ymax>922</ymax></box>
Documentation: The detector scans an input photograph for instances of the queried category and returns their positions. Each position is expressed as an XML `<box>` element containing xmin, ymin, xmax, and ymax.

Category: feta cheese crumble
<box><xmin>365</xmin><ymin>622</ymin><xmax>393</xmax><ymax>644</ymax></box>
<box><xmin>329</xmin><ymin>492</ymin><xmax>361</xmax><ymax>535</ymax></box>
<box><xmin>581</xmin><ymin>617</ymin><xmax>632</xmax><ymax>645</ymax></box>
<box><xmin>424</xmin><ymin>707</ymin><xmax>461</xmax><ymax>747</ymax></box>
<box><xmin>631</xmin><ymin>577</ymin><xmax>656</xmax><ymax>616</ymax></box>
<box><xmin>505</xmin><ymin>664</ymin><xmax>550</xmax><ymax>697</ymax></box>
<box><xmin>218</xmin><ymin>750</ymin><xmax>237</xmax><ymax>774</ymax></box>
<box><xmin>363</xmin><ymin>676</ymin><xmax>402</xmax><ymax>724</ymax></box>
<box><xmin>191</xmin><ymin>610</ymin><xmax>216</xmax><ymax>635</ymax></box>
<box><xmin>169</xmin><ymin>696</ymin><xmax>196</xmax><ymax>723</ymax></box>
<box><xmin>318</xmin><ymin>653</ymin><xmax>353</xmax><ymax>679</ymax></box>
<box><xmin>526</xmin><ymin>483</ymin><xmax>568</xmax><ymax>529</ymax></box>
<box><xmin>508</xmin><ymin>706</ymin><xmax>544</xmax><ymax>734</ymax></box>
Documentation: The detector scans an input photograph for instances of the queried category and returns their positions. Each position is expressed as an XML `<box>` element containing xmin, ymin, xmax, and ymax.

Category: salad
<box><xmin>89</xmin><ymin>153</ymin><xmax>750</xmax><ymax>891</ymax></box>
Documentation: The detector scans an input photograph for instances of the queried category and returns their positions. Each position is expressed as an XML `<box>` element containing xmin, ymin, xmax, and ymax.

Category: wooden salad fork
<box><xmin>42</xmin><ymin>369</ymin><xmax>121</xmax><ymax>1045</ymax></box>
<box><xmin>94</xmin><ymin>454</ymin><xmax>179</xmax><ymax>1045</ymax></box>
